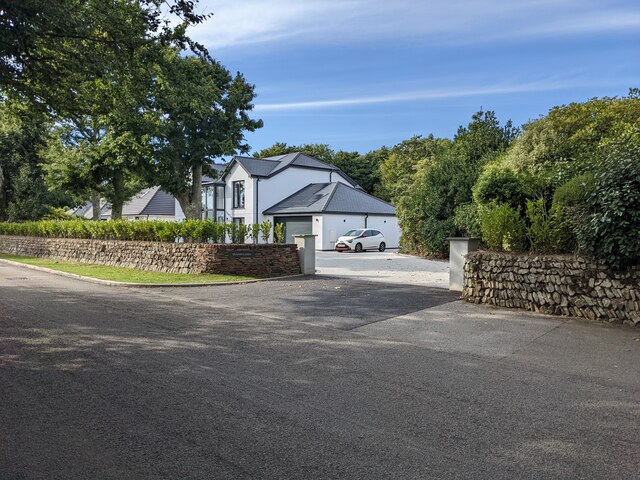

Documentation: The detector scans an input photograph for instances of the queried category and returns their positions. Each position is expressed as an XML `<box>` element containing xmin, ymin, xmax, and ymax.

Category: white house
<box><xmin>180</xmin><ymin>152</ymin><xmax>401</xmax><ymax>250</ymax></box>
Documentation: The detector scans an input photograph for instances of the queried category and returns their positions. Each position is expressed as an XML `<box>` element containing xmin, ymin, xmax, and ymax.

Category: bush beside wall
<box><xmin>0</xmin><ymin>236</ymin><xmax>300</xmax><ymax>277</ymax></box>
<box><xmin>463</xmin><ymin>251</ymin><xmax>640</xmax><ymax>326</ymax></box>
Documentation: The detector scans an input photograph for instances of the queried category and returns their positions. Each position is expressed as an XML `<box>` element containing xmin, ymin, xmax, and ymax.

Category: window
<box><xmin>233</xmin><ymin>217</ymin><xmax>244</xmax><ymax>225</ymax></box>
<box><xmin>233</xmin><ymin>181</ymin><xmax>245</xmax><ymax>208</ymax></box>
<box><xmin>201</xmin><ymin>185</ymin><xmax>226</xmax><ymax>221</ymax></box>
<box><xmin>215</xmin><ymin>185</ymin><xmax>225</xmax><ymax>221</ymax></box>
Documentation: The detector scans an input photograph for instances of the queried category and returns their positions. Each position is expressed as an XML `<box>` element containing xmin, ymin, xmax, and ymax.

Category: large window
<box><xmin>215</xmin><ymin>186</ymin><xmax>225</xmax><ymax>222</ymax></box>
<box><xmin>201</xmin><ymin>185</ymin><xmax>225</xmax><ymax>221</ymax></box>
<box><xmin>233</xmin><ymin>181</ymin><xmax>245</xmax><ymax>208</ymax></box>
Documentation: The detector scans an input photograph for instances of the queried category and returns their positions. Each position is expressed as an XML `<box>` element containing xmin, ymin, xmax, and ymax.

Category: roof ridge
<box><xmin>262</xmin><ymin>183</ymin><xmax>329</xmax><ymax>214</ymax></box>
<box><xmin>320</xmin><ymin>182</ymin><xmax>341</xmax><ymax>212</ymax></box>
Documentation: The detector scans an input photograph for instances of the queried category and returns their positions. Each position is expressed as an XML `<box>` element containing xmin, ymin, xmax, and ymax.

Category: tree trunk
<box><xmin>90</xmin><ymin>191</ymin><xmax>101</xmax><ymax>220</ymax></box>
<box><xmin>110</xmin><ymin>171</ymin><xmax>125</xmax><ymax>220</ymax></box>
<box><xmin>178</xmin><ymin>165</ymin><xmax>203</xmax><ymax>220</ymax></box>
<box><xmin>0</xmin><ymin>164</ymin><xmax>6</xmax><ymax>221</ymax></box>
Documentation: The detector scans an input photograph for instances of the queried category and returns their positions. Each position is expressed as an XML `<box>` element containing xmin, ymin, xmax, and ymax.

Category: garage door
<box><xmin>274</xmin><ymin>216</ymin><xmax>312</xmax><ymax>244</ymax></box>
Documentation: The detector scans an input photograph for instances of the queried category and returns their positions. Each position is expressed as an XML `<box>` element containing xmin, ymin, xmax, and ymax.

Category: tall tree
<box><xmin>0</xmin><ymin>97</ymin><xmax>70</xmax><ymax>220</ymax></box>
<box><xmin>390</xmin><ymin>111</ymin><xmax>517</xmax><ymax>256</ymax></box>
<box><xmin>43</xmin><ymin>115</ymin><xmax>150</xmax><ymax>220</ymax></box>
<box><xmin>1</xmin><ymin>0</ymin><xmax>210</xmax><ymax>115</ymax></box>
<box><xmin>152</xmin><ymin>50</ymin><xmax>262</xmax><ymax>219</ymax></box>
<box><xmin>257</xmin><ymin>143</ymin><xmax>336</xmax><ymax>164</ymax></box>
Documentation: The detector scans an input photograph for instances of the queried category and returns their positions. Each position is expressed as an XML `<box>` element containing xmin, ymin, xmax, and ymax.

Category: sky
<box><xmin>187</xmin><ymin>0</ymin><xmax>640</xmax><ymax>155</ymax></box>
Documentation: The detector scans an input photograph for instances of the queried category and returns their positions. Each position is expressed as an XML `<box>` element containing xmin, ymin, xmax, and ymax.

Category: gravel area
<box><xmin>316</xmin><ymin>250</ymin><xmax>449</xmax><ymax>288</ymax></box>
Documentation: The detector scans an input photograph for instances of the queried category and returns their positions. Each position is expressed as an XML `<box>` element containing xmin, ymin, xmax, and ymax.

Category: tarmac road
<box><xmin>1</xmin><ymin>262</ymin><xmax>639</xmax><ymax>479</ymax></box>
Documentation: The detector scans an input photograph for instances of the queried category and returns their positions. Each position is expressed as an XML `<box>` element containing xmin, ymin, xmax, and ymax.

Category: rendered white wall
<box><xmin>312</xmin><ymin>215</ymin><xmax>323</xmax><ymax>249</ymax></box>
<box><xmin>320</xmin><ymin>214</ymin><xmax>367</xmax><ymax>250</ymax></box>
<box><xmin>175</xmin><ymin>199</ymin><xmax>185</xmax><ymax>221</ymax></box>
<box><xmin>319</xmin><ymin>214</ymin><xmax>400</xmax><ymax>250</ymax></box>
<box><xmin>225</xmin><ymin>163</ymin><xmax>254</xmax><ymax>225</ymax></box>
<box><xmin>367</xmin><ymin>216</ymin><xmax>400</xmax><ymax>249</ymax></box>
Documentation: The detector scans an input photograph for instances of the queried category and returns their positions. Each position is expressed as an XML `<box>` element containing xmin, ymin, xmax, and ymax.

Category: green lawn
<box><xmin>0</xmin><ymin>253</ymin><xmax>256</xmax><ymax>284</ymax></box>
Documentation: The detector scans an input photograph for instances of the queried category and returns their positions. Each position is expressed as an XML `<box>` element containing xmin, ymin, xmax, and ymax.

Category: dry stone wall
<box><xmin>0</xmin><ymin>236</ymin><xmax>300</xmax><ymax>277</ymax></box>
<box><xmin>463</xmin><ymin>251</ymin><xmax>640</xmax><ymax>326</ymax></box>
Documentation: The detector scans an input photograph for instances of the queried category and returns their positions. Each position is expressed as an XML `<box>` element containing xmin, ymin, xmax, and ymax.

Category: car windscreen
<box><xmin>344</xmin><ymin>229</ymin><xmax>364</xmax><ymax>236</ymax></box>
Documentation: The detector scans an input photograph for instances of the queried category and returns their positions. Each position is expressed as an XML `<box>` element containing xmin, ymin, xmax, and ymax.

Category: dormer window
<box><xmin>233</xmin><ymin>180</ymin><xmax>245</xmax><ymax>208</ymax></box>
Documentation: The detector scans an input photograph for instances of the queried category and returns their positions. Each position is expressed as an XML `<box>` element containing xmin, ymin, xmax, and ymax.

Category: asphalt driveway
<box><xmin>316</xmin><ymin>250</ymin><xmax>449</xmax><ymax>287</ymax></box>
<box><xmin>1</xmin><ymin>262</ymin><xmax>639</xmax><ymax>479</ymax></box>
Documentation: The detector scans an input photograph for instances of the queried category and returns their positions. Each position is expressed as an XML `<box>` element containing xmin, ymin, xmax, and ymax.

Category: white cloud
<box><xmin>253</xmin><ymin>78</ymin><xmax>625</xmax><ymax>111</ymax></box>
<box><xmin>190</xmin><ymin>0</ymin><xmax>640</xmax><ymax>50</ymax></box>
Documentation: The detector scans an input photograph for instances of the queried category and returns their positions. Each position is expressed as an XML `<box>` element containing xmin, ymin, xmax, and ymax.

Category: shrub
<box><xmin>453</xmin><ymin>203</ymin><xmax>481</xmax><ymax>237</ymax></box>
<box><xmin>479</xmin><ymin>202</ymin><xmax>525</xmax><ymax>251</ymax></box>
<box><xmin>0</xmin><ymin>219</ymin><xmax>233</xmax><ymax>244</ymax></box>
<box><xmin>525</xmin><ymin>198</ymin><xmax>574</xmax><ymax>253</ymax></box>
<box><xmin>552</xmin><ymin>174</ymin><xmax>594</xmax><ymax>209</ymax></box>
<box><xmin>273</xmin><ymin>222</ymin><xmax>285</xmax><ymax>243</ymax></box>
<box><xmin>260</xmin><ymin>220</ymin><xmax>272</xmax><ymax>243</ymax></box>
<box><xmin>422</xmin><ymin>217</ymin><xmax>457</xmax><ymax>257</ymax></box>
<box><xmin>226</xmin><ymin>222</ymin><xmax>248</xmax><ymax>244</ymax></box>
<box><xmin>250</xmin><ymin>223</ymin><xmax>260</xmax><ymax>244</ymax></box>
<box><xmin>574</xmin><ymin>141</ymin><xmax>640</xmax><ymax>269</ymax></box>
<box><xmin>473</xmin><ymin>165</ymin><xmax>529</xmax><ymax>208</ymax></box>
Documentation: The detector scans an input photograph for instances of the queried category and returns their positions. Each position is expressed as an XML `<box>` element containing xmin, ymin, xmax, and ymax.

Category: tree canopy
<box><xmin>152</xmin><ymin>50</ymin><xmax>262</xmax><ymax>219</ymax></box>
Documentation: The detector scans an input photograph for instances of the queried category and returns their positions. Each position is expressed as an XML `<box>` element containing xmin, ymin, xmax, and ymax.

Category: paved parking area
<box><xmin>316</xmin><ymin>250</ymin><xmax>449</xmax><ymax>287</ymax></box>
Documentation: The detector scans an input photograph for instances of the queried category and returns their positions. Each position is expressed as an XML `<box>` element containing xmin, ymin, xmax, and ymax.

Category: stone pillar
<box><xmin>293</xmin><ymin>235</ymin><xmax>317</xmax><ymax>275</ymax></box>
<box><xmin>447</xmin><ymin>237</ymin><xmax>481</xmax><ymax>291</ymax></box>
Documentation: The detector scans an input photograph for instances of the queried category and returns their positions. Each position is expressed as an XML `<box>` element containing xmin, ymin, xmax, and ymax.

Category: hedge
<box><xmin>0</xmin><ymin>219</ymin><xmax>275</xmax><ymax>244</ymax></box>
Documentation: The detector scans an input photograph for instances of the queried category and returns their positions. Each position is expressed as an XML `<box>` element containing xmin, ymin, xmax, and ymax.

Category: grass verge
<box><xmin>0</xmin><ymin>253</ymin><xmax>256</xmax><ymax>284</ymax></box>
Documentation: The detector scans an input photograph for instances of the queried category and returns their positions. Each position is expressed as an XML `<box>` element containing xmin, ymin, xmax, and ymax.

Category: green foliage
<box><xmin>552</xmin><ymin>174</ymin><xmax>595</xmax><ymax>209</ymax></box>
<box><xmin>0</xmin><ymin>220</ymin><xmax>250</xmax><ymax>244</ymax></box>
<box><xmin>391</xmin><ymin>111</ymin><xmax>516</xmax><ymax>256</ymax></box>
<box><xmin>257</xmin><ymin>143</ymin><xmax>335</xmax><ymax>164</ymax></box>
<box><xmin>574</xmin><ymin>137</ymin><xmax>640</xmax><ymax>269</ymax></box>
<box><xmin>1</xmin><ymin>0</ymin><xmax>210</xmax><ymax>116</ymax></box>
<box><xmin>453</xmin><ymin>203</ymin><xmax>481</xmax><ymax>238</ymax></box>
<box><xmin>0</xmin><ymin>99</ymin><xmax>72</xmax><ymax>221</ymax></box>
<box><xmin>473</xmin><ymin>165</ymin><xmax>529</xmax><ymax>208</ymax></box>
<box><xmin>498</xmin><ymin>92</ymin><xmax>640</xmax><ymax>185</ymax></box>
<box><xmin>525</xmin><ymin>198</ymin><xmax>574</xmax><ymax>253</ymax></box>
<box><xmin>479</xmin><ymin>202</ymin><xmax>525</xmax><ymax>251</ymax></box>
<box><xmin>250</xmin><ymin>223</ymin><xmax>261</xmax><ymax>244</ymax></box>
<box><xmin>151</xmin><ymin>49</ymin><xmax>262</xmax><ymax>218</ymax></box>
<box><xmin>260</xmin><ymin>220</ymin><xmax>272</xmax><ymax>243</ymax></box>
<box><xmin>274</xmin><ymin>223</ymin><xmax>286</xmax><ymax>244</ymax></box>
<box><xmin>42</xmin><ymin>207</ymin><xmax>76</xmax><ymax>221</ymax></box>
<box><xmin>378</xmin><ymin>135</ymin><xmax>452</xmax><ymax>202</ymax></box>
<box><xmin>226</xmin><ymin>222</ymin><xmax>249</xmax><ymax>244</ymax></box>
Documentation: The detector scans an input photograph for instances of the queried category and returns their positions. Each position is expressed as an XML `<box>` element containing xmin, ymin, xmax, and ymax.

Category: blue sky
<box><xmin>189</xmin><ymin>0</ymin><xmax>640</xmax><ymax>154</ymax></box>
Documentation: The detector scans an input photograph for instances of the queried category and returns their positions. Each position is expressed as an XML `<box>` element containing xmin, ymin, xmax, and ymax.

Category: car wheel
<box><xmin>354</xmin><ymin>242</ymin><xmax>363</xmax><ymax>253</ymax></box>
<box><xmin>378</xmin><ymin>242</ymin><xmax>386</xmax><ymax>252</ymax></box>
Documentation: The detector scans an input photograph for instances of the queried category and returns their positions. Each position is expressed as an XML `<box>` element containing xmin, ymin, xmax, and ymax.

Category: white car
<box><xmin>335</xmin><ymin>229</ymin><xmax>386</xmax><ymax>252</ymax></box>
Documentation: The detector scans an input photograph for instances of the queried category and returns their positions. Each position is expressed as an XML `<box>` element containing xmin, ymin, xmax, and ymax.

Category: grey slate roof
<box><xmin>226</xmin><ymin>152</ymin><xmax>359</xmax><ymax>187</ymax></box>
<box><xmin>263</xmin><ymin>182</ymin><xmax>396</xmax><ymax>216</ymax></box>
<box><xmin>102</xmin><ymin>186</ymin><xmax>175</xmax><ymax>217</ymax></box>
<box><xmin>234</xmin><ymin>156</ymin><xmax>280</xmax><ymax>177</ymax></box>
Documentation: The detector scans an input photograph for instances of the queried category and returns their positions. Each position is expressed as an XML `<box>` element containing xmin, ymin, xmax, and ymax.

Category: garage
<box><xmin>273</xmin><ymin>216</ymin><xmax>312</xmax><ymax>244</ymax></box>
<box><xmin>265</xmin><ymin>182</ymin><xmax>401</xmax><ymax>250</ymax></box>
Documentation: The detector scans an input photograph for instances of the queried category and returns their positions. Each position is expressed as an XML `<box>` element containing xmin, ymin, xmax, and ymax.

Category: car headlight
<box><xmin>346</xmin><ymin>239</ymin><xmax>353</xmax><ymax>243</ymax></box>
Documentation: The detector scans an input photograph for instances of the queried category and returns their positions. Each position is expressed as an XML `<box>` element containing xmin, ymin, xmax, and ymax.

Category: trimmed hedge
<box><xmin>0</xmin><ymin>219</ymin><xmax>272</xmax><ymax>244</ymax></box>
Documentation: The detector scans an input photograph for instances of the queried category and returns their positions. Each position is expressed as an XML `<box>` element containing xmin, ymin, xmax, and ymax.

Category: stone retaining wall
<box><xmin>0</xmin><ymin>236</ymin><xmax>300</xmax><ymax>277</ymax></box>
<box><xmin>463</xmin><ymin>251</ymin><xmax>640</xmax><ymax>326</ymax></box>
